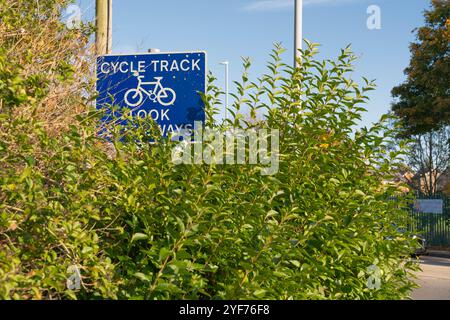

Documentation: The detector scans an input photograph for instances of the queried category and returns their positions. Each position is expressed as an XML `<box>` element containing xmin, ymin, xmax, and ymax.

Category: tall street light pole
<box><xmin>96</xmin><ymin>0</ymin><xmax>113</xmax><ymax>55</ymax></box>
<box><xmin>220</xmin><ymin>61</ymin><xmax>229</xmax><ymax>122</ymax></box>
<box><xmin>294</xmin><ymin>0</ymin><xmax>303</xmax><ymax>67</ymax></box>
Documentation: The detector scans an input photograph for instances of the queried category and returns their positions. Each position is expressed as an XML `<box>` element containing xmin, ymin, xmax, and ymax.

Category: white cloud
<box><xmin>242</xmin><ymin>0</ymin><xmax>363</xmax><ymax>12</ymax></box>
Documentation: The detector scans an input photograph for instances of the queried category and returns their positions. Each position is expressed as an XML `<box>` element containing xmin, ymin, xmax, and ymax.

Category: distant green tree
<box><xmin>391</xmin><ymin>0</ymin><xmax>449</xmax><ymax>137</ymax></box>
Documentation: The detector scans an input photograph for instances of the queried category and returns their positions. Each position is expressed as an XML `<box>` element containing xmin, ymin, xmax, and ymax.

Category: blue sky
<box><xmin>76</xmin><ymin>0</ymin><xmax>431</xmax><ymax>127</ymax></box>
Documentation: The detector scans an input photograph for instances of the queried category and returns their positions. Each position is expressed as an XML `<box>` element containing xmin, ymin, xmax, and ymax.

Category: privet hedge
<box><xmin>0</xmin><ymin>0</ymin><xmax>419</xmax><ymax>300</ymax></box>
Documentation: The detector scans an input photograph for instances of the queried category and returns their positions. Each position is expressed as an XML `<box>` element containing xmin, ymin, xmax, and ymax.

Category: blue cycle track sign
<box><xmin>96</xmin><ymin>51</ymin><xmax>207</xmax><ymax>137</ymax></box>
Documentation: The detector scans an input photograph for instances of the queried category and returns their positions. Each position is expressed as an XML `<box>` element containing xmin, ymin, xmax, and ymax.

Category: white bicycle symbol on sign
<box><xmin>124</xmin><ymin>75</ymin><xmax>176</xmax><ymax>107</ymax></box>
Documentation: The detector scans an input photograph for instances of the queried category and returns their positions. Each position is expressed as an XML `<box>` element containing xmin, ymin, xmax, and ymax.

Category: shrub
<box><xmin>0</xmin><ymin>0</ymin><xmax>419</xmax><ymax>300</ymax></box>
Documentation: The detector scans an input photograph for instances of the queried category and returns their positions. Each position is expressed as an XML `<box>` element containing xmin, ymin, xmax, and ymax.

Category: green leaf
<box><xmin>289</xmin><ymin>260</ymin><xmax>301</xmax><ymax>268</ymax></box>
<box><xmin>131</xmin><ymin>233</ymin><xmax>148</xmax><ymax>242</ymax></box>
<box><xmin>253</xmin><ymin>289</ymin><xmax>267</xmax><ymax>298</ymax></box>
<box><xmin>133</xmin><ymin>272</ymin><xmax>151</xmax><ymax>282</ymax></box>
<box><xmin>159</xmin><ymin>247</ymin><xmax>171</xmax><ymax>262</ymax></box>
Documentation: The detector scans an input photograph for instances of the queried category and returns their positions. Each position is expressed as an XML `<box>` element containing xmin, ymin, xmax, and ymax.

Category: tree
<box><xmin>391</xmin><ymin>0</ymin><xmax>449</xmax><ymax>137</ymax></box>
<box><xmin>407</xmin><ymin>127</ymin><xmax>450</xmax><ymax>196</ymax></box>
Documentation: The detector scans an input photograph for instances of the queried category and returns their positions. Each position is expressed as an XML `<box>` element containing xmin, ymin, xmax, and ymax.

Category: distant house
<box><xmin>406</xmin><ymin>167</ymin><xmax>450</xmax><ymax>195</ymax></box>
<box><xmin>386</xmin><ymin>165</ymin><xmax>450</xmax><ymax>196</ymax></box>
<box><xmin>437</xmin><ymin>167</ymin><xmax>450</xmax><ymax>194</ymax></box>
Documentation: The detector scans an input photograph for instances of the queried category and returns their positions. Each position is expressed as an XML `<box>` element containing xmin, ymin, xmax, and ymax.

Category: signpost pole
<box><xmin>107</xmin><ymin>0</ymin><xmax>112</xmax><ymax>54</ymax></box>
<box><xmin>96</xmin><ymin>0</ymin><xmax>112</xmax><ymax>55</ymax></box>
<box><xmin>294</xmin><ymin>0</ymin><xmax>303</xmax><ymax>67</ymax></box>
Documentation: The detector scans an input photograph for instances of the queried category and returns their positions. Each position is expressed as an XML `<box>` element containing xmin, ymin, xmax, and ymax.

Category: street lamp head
<box><xmin>220</xmin><ymin>61</ymin><xmax>229</xmax><ymax>65</ymax></box>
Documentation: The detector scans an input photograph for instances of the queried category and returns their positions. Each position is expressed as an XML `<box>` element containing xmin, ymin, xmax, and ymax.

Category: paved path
<box><xmin>412</xmin><ymin>255</ymin><xmax>450</xmax><ymax>300</ymax></box>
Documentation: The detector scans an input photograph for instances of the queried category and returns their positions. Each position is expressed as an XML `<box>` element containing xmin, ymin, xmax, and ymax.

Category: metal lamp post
<box><xmin>294</xmin><ymin>0</ymin><xmax>303</xmax><ymax>67</ymax></box>
<box><xmin>220</xmin><ymin>61</ymin><xmax>229</xmax><ymax>122</ymax></box>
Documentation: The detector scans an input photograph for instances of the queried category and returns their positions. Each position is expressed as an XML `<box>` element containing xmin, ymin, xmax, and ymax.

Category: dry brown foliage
<box><xmin>0</xmin><ymin>0</ymin><xmax>96</xmax><ymax>135</ymax></box>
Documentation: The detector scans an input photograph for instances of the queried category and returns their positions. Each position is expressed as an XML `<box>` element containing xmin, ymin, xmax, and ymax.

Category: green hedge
<box><xmin>0</xmin><ymin>0</ymin><xmax>419</xmax><ymax>300</ymax></box>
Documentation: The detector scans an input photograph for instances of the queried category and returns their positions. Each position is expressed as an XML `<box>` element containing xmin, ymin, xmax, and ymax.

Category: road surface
<box><xmin>412</xmin><ymin>255</ymin><xmax>450</xmax><ymax>300</ymax></box>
